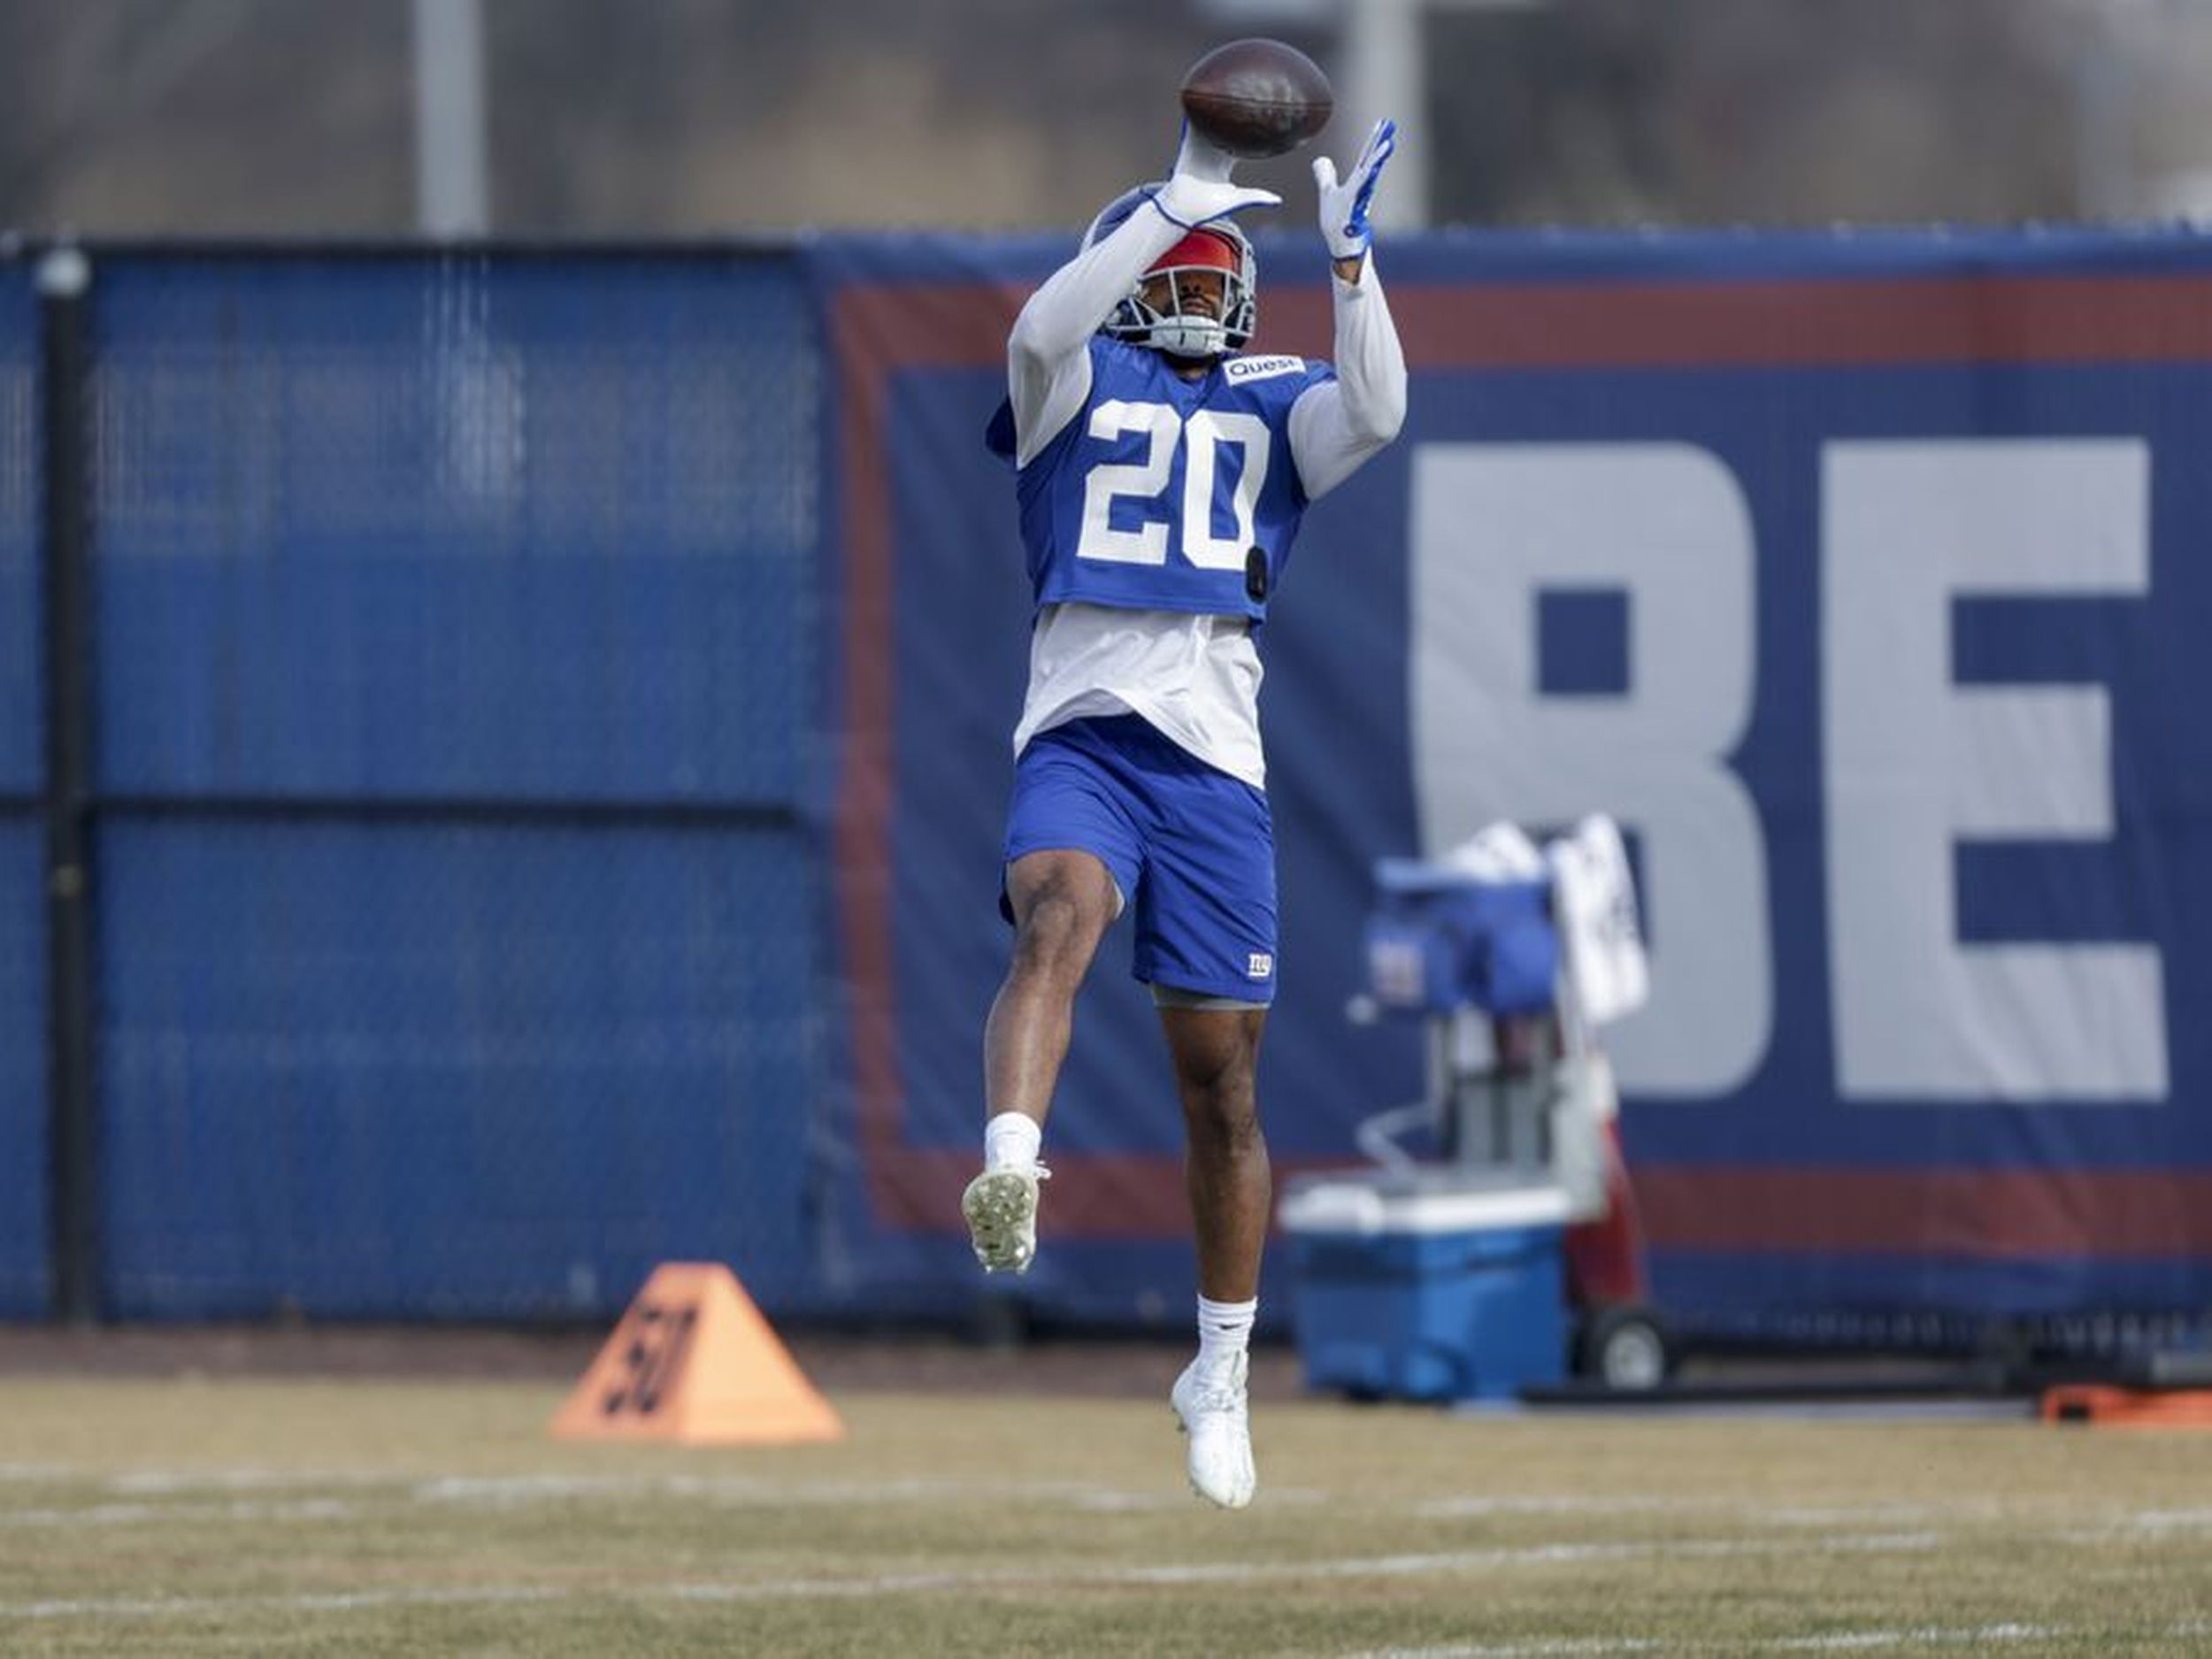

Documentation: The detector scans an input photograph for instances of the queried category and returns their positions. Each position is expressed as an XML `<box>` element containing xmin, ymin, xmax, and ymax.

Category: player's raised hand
<box><xmin>1152</xmin><ymin>121</ymin><xmax>1282</xmax><ymax>230</ymax></box>
<box><xmin>1312</xmin><ymin>119</ymin><xmax>1398</xmax><ymax>260</ymax></box>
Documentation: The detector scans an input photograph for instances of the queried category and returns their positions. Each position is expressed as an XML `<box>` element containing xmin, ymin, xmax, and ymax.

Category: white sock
<box><xmin>984</xmin><ymin>1111</ymin><xmax>1042</xmax><ymax>1171</ymax></box>
<box><xmin>1196</xmin><ymin>1294</ymin><xmax>1256</xmax><ymax>1374</ymax></box>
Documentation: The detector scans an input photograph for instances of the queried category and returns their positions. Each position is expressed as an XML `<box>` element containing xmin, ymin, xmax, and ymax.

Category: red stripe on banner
<box><xmin>1635</xmin><ymin>1167</ymin><xmax>2212</xmax><ymax>1258</ymax></box>
<box><xmin>1263</xmin><ymin>273</ymin><xmax>2212</xmax><ymax>369</ymax></box>
<box><xmin>869</xmin><ymin>1154</ymin><xmax>2212</xmax><ymax>1260</ymax></box>
<box><xmin>828</xmin><ymin>283</ymin><xmax>1021</xmax><ymax>1224</ymax></box>
<box><xmin>866</xmin><ymin>1148</ymin><xmax>1190</xmax><ymax>1237</ymax></box>
<box><xmin>827</xmin><ymin>296</ymin><xmax>898</xmax><ymax>1187</ymax></box>
<box><xmin>872</xmin><ymin>1149</ymin><xmax>1391</xmax><ymax>1239</ymax></box>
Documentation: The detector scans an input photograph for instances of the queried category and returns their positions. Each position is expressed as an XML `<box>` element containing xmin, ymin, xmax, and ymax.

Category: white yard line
<box><xmin>0</xmin><ymin>1498</ymin><xmax>359</xmax><ymax>1529</ymax></box>
<box><xmin>10</xmin><ymin>1468</ymin><xmax>2212</xmax><ymax>1535</ymax></box>
<box><xmin>1340</xmin><ymin>1642</ymin><xmax>1663</xmax><ymax>1658</ymax></box>
<box><xmin>0</xmin><ymin>1530</ymin><xmax>1940</xmax><ymax>1621</ymax></box>
<box><xmin>1343</xmin><ymin>1620</ymin><xmax>2212</xmax><ymax>1658</ymax></box>
<box><xmin>1414</xmin><ymin>1496</ymin><xmax>1969</xmax><ymax>1525</ymax></box>
<box><xmin>2114</xmin><ymin>1507</ymin><xmax>2212</xmax><ymax>1532</ymax></box>
<box><xmin>0</xmin><ymin>1482</ymin><xmax>1929</xmax><ymax>1534</ymax></box>
<box><xmin>5</xmin><ymin>1586</ymin><xmax>565</xmax><ymax>1620</ymax></box>
<box><xmin>106</xmin><ymin>1468</ymin><xmax>396</xmax><ymax>1494</ymax></box>
<box><xmin>413</xmin><ymin>1470</ymin><xmax>1249</xmax><ymax>1511</ymax></box>
<box><xmin>1107</xmin><ymin>1532</ymin><xmax>1944</xmax><ymax>1586</ymax></box>
<box><xmin>0</xmin><ymin>1469</ymin><xmax>1219</xmax><ymax>1519</ymax></box>
<box><xmin>50</xmin><ymin>1469</ymin><xmax>2179</xmax><ymax>1525</ymax></box>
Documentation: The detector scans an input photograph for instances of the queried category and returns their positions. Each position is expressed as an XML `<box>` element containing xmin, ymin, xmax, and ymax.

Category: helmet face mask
<box><xmin>1081</xmin><ymin>186</ymin><xmax>1258</xmax><ymax>358</ymax></box>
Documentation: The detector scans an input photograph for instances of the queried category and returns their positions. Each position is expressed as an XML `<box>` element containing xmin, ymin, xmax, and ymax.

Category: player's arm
<box><xmin>1005</xmin><ymin>131</ymin><xmax>1279</xmax><ymax>465</ymax></box>
<box><xmin>1287</xmin><ymin>120</ymin><xmax>1409</xmax><ymax>501</ymax></box>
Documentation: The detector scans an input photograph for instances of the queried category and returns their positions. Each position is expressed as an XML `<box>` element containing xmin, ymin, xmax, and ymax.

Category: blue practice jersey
<box><xmin>987</xmin><ymin>336</ymin><xmax>1337</xmax><ymax>624</ymax></box>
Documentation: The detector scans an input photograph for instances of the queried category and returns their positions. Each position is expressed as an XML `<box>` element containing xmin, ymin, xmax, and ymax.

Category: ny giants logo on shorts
<box><xmin>1247</xmin><ymin>952</ymin><xmax>1273</xmax><ymax>979</ymax></box>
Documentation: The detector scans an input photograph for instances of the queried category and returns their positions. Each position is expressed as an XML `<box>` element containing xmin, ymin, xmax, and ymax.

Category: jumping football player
<box><xmin>969</xmin><ymin>116</ymin><xmax>1405</xmax><ymax>1509</ymax></box>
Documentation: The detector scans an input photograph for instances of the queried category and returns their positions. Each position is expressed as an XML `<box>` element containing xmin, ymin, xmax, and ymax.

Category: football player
<box><xmin>970</xmin><ymin>115</ymin><xmax>1405</xmax><ymax>1509</ymax></box>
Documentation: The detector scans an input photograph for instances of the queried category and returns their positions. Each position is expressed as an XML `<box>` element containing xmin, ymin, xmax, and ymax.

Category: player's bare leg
<box><xmin>1163</xmin><ymin>1005</ymin><xmax>1271</xmax><ymax>1299</ymax></box>
<box><xmin>1161</xmin><ymin>1003</ymin><xmax>1270</xmax><ymax>1509</ymax></box>
<box><xmin>964</xmin><ymin>849</ymin><xmax>1118</xmax><ymax>1273</ymax></box>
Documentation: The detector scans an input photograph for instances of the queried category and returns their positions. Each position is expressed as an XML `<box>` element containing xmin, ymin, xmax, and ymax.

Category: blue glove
<box><xmin>1312</xmin><ymin>119</ymin><xmax>1398</xmax><ymax>260</ymax></box>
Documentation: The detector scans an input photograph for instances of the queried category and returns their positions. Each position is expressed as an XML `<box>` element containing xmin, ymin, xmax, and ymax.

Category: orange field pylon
<box><xmin>2041</xmin><ymin>1384</ymin><xmax>2212</xmax><ymax>1428</ymax></box>
<box><xmin>549</xmin><ymin>1262</ymin><xmax>844</xmax><ymax>1446</ymax></box>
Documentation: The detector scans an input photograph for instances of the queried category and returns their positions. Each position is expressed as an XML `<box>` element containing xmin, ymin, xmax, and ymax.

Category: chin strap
<box><xmin>1151</xmin><ymin>316</ymin><xmax>1227</xmax><ymax>358</ymax></box>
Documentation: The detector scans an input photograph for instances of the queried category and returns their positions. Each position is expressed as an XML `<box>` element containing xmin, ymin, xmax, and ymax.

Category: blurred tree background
<box><xmin>0</xmin><ymin>0</ymin><xmax>2207</xmax><ymax>236</ymax></box>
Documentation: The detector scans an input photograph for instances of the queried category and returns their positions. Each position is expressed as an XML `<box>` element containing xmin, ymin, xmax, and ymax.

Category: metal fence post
<box><xmin>39</xmin><ymin>245</ymin><xmax>98</xmax><ymax>1325</ymax></box>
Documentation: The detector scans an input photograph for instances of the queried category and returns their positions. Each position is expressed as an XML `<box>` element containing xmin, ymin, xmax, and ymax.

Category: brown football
<box><xmin>1179</xmin><ymin>38</ymin><xmax>1334</xmax><ymax>160</ymax></box>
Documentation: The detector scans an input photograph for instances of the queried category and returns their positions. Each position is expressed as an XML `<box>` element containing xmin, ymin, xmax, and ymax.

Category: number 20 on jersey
<box><xmin>1076</xmin><ymin>400</ymin><xmax>1272</xmax><ymax>569</ymax></box>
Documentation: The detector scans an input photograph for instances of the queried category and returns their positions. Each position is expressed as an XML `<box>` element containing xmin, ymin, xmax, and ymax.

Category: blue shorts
<box><xmin>1002</xmin><ymin>716</ymin><xmax>1278</xmax><ymax>1004</ymax></box>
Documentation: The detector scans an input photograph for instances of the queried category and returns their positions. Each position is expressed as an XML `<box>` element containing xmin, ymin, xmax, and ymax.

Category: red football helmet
<box><xmin>1081</xmin><ymin>185</ymin><xmax>1257</xmax><ymax>358</ymax></box>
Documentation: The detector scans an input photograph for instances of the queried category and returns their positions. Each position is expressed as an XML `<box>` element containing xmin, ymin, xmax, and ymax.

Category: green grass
<box><xmin>0</xmin><ymin>1377</ymin><xmax>2208</xmax><ymax>1655</ymax></box>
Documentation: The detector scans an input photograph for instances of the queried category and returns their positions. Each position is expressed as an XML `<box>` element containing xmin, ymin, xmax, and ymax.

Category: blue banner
<box><xmin>814</xmin><ymin>228</ymin><xmax>2212</xmax><ymax>1337</ymax></box>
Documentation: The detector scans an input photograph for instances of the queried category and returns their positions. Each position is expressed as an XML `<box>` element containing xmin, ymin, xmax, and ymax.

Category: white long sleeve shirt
<box><xmin>1004</xmin><ymin>194</ymin><xmax>1407</xmax><ymax>789</ymax></box>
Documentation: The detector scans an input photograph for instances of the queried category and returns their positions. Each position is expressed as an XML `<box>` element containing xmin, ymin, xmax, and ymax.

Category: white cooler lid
<box><xmin>1278</xmin><ymin>1173</ymin><xmax>1571</xmax><ymax>1236</ymax></box>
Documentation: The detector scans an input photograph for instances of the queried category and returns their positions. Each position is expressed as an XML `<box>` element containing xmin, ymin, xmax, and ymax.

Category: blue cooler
<box><xmin>1279</xmin><ymin>1172</ymin><xmax>1571</xmax><ymax>1402</ymax></box>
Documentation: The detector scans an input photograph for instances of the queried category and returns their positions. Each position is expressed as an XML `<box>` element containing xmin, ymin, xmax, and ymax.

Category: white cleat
<box><xmin>960</xmin><ymin>1164</ymin><xmax>1049</xmax><ymax>1273</ymax></box>
<box><xmin>1171</xmin><ymin>1352</ymin><xmax>1256</xmax><ymax>1509</ymax></box>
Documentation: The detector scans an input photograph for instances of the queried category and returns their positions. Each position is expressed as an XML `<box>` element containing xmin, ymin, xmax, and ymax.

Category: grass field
<box><xmin>1</xmin><ymin>1371</ymin><xmax>2209</xmax><ymax>1656</ymax></box>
